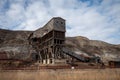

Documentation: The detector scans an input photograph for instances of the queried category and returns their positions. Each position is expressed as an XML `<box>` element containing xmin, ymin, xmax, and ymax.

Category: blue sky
<box><xmin>0</xmin><ymin>0</ymin><xmax>120</xmax><ymax>44</ymax></box>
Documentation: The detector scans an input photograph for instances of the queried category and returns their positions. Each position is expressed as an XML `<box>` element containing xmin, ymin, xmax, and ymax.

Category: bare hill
<box><xmin>66</xmin><ymin>36</ymin><xmax>120</xmax><ymax>61</ymax></box>
<box><xmin>0</xmin><ymin>29</ymin><xmax>120</xmax><ymax>61</ymax></box>
<box><xmin>0</xmin><ymin>29</ymin><xmax>33</xmax><ymax>60</ymax></box>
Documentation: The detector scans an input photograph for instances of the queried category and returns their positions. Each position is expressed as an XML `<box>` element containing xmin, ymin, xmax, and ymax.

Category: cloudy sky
<box><xmin>0</xmin><ymin>0</ymin><xmax>120</xmax><ymax>44</ymax></box>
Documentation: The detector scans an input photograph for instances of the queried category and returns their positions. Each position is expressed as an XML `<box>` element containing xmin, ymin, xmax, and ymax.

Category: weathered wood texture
<box><xmin>29</xmin><ymin>17</ymin><xmax>66</xmax><ymax>64</ymax></box>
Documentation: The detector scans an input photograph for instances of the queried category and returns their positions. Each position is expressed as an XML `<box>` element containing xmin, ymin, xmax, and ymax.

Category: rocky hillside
<box><xmin>0</xmin><ymin>29</ymin><xmax>33</xmax><ymax>60</ymax></box>
<box><xmin>0</xmin><ymin>29</ymin><xmax>120</xmax><ymax>61</ymax></box>
<box><xmin>66</xmin><ymin>36</ymin><xmax>120</xmax><ymax>62</ymax></box>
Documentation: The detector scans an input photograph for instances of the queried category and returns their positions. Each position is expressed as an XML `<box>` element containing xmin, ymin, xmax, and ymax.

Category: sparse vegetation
<box><xmin>0</xmin><ymin>69</ymin><xmax>120</xmax><ymax>80</ymax></box>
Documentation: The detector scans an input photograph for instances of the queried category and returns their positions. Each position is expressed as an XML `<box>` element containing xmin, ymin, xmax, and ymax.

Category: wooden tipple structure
<box><xmin>29</xmin><ymin>17</ymin><xmax>86</xmax><ymax>65</ymax></box>
<box><xmin>29</xmin><ymin>17</ymin><xmax>67</xmax><ymax>64</ymax></box>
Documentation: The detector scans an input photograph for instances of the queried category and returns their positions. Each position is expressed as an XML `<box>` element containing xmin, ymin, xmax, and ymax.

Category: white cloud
<box><xmin>0</xmin><ymin>0</ymin><xmax>120</xmax><ymax>44</ymax></box>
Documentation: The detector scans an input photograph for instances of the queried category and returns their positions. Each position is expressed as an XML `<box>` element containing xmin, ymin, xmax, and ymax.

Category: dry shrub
<box><xmin>0</xmin><ymin>69</ymin><xmax>120</xmax><ymax>80</ymax></box>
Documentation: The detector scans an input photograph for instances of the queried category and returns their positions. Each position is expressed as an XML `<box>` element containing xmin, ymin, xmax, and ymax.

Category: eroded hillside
<box><xmin>66</xmin><ymin>36</ymin><xmax>120</xmax><ymax>62</ymax></box>
<box><xmin>0</xmin><ymin>29</ymin><xmax>120</xmax><ymax>62</ymax></box>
